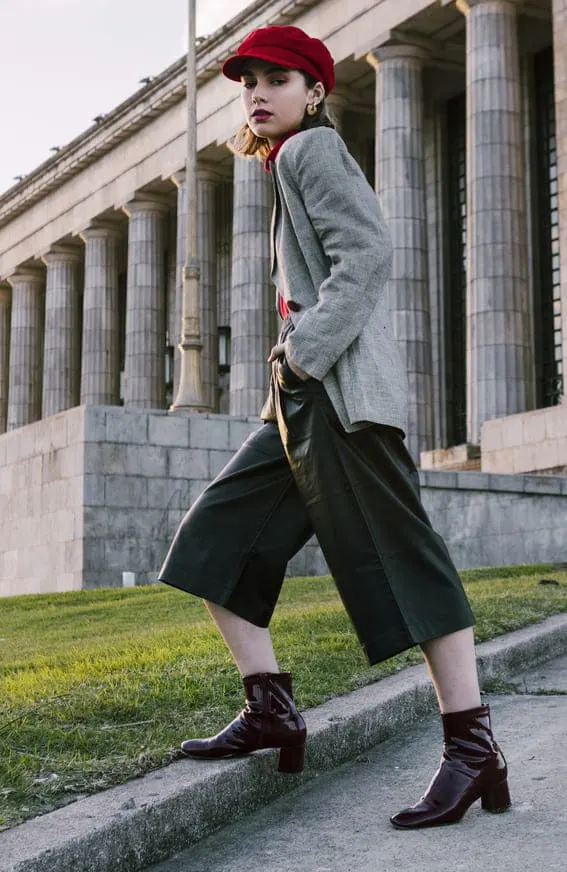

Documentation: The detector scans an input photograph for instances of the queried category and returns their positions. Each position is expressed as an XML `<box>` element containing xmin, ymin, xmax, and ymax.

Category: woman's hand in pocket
<box><xmin>268</xmin><ymin>344</ymin><xmax>311</xmax><ymax>381</ymax></box>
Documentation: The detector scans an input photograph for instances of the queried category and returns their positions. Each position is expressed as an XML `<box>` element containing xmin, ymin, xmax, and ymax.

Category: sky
<box><xmin>0</xmin><ymin>0</ymin><xmax>254</xmax><ymax>194</ymax></box>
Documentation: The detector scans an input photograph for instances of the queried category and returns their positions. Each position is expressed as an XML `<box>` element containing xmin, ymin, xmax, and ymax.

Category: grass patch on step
<box><xmin>1</xmin><ymin>563</ymin><xmax>566</xmax><ymax>829</ymax></box>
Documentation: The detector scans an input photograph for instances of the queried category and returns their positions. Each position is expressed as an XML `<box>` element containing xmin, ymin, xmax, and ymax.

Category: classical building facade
<box><xmin>1</xmin><ymin>0</ymin><xmax>566</xmax><ymax>596</ymax></box>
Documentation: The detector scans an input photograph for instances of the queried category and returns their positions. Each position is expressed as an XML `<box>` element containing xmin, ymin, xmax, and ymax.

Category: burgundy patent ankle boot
<box><xmin>181</xmin><ymin>672</ymin><xmax>306</xmax><ymax>774</ymax></box>
<box><xmin>390</xmin><ymin>704</ymin><xmax>511</xmax><ymax>828</ymax></box>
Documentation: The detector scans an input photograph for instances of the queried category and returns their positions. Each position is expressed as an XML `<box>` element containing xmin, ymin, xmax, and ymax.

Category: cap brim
<box><xmin>222</xmin><ymin>49</ymin><xmax>303</xmax><ymax>83</ymax></box>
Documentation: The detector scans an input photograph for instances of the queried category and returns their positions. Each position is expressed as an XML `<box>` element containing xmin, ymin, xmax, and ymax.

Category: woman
<box><xmin>159</xmin><ymin>25</ymin><xmax>511</xmax><ymax>829</ymax></box>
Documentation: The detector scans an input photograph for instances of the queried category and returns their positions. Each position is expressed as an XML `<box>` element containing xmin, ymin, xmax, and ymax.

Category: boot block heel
<box><xmin>278</xmin><ymin>743</ymin><xmax>305</xmax><ymax>774</ymax></box>
<box><xmin>481</xmin><ymin>779</ymin><xmax>511</xmax><ymax>813</ymax></box>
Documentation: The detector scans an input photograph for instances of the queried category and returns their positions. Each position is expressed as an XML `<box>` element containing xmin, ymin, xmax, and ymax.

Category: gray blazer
<box><xmin>267</xmin><ymin>126</ymin><xmax>408</xmax><ymax>435</ymax></box>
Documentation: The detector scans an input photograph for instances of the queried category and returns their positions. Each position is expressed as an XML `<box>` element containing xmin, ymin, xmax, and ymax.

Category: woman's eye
<box><xmin>271</xmin><ymin>79</ymin><xmax>285</xmax><ymax>85</ymax></box>
<box><xmin>243</xmin><ymin>81</ymin><xmax>256</xmax><ymax>89</ymax></box>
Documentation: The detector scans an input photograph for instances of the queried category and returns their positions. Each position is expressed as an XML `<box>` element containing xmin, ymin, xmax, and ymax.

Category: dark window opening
<box><xmin>444</xmin><ymin>92</ymin><xmax>467</xmax><ymax>445</ymax></box>
<box><xmin>533</xmin><ymin>46</ymin><xmax>563</xmax><ymax>407</ymax></box>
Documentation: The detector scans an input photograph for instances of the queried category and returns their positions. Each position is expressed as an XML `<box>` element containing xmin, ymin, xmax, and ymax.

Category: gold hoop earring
<box><xmin>306</xmin><ymin>103</ymin><xmax>318</xmax><ymax>116</ymax></box>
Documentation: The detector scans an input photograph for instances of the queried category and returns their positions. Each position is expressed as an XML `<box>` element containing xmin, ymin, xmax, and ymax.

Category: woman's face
<box><xmin>240</xmin><ymin>59</ymin><xmax>324</xmax><ymax>146</ymax></box>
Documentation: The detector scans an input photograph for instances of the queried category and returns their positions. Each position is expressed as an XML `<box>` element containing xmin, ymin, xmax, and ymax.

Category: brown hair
<box><xmin>226</xmin><ymin>70</ymin><xmax>336</xmax><ymax>160</ymax></box>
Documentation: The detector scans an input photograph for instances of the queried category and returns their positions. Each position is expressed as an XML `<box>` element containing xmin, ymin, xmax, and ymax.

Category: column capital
<box><xmin>122</xmin><ymin>194</ymin><xmax>171</xmax><ymax>218</ymax></box>
<box><xmin>171</xmin><ymin>169</ymin><xmax>186</xmax><ymax>188</ymax></box>
<box><xmin>79</xmin><ymin>220</ymin><xmax>124</xmax><ymax>242</ymax></box>
<box><xmin>450</xmin><ymin>0</ymin><xmax>523</xmax><ymax>13</ymax></box>
<box><xmin>41</xmin><ymin>244</ymin><xmax>83</xmax><ymax>266</ymax></box>
<box><xmin>366</xmin><ymin>30</ymin><xmax>432</xmax><ymax>69</ymax></box>
<box><xmin>197</xmin><ymin>162</ymin><xmax>225</xmax><ymax>184</ymax></box>
<box><xmin>6</xmin><ymin>266</ymin><xmax>45</xmax><ymax>288</ymax></box>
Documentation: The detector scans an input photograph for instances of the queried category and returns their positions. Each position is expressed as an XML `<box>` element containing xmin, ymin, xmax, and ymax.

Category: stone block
<box><xmin>168</xmin><ymin>447</ymin><xmax>209</xmax><ymax>479</ymax></box>
<box><xmin>481</xmin><ymin>420</ymin><xmax>503</xmax><ymax>452</ymax></box>
<box><xmin>104</xmin><ymin>538</ymin><xmax>147</xmax><ymax>571</ymax></box>
<box><xmin>420</xmin><ymin>470</ymin><xmax>458</xmax><ymax>489</ymax></box>
<box><xmin>486</xmin><ymin>473</ymin><xmax>520</xmax><ymax>493</ymax></box>
<box><xmin>545</xmin><ymin>406</ymin><xmax>567</xmax><ymax>439</ymax></box>
<box><xmin>456</xmin><ymin>472</ymin><xmax>491</xmax><ymax>491</ymax></box>
<box><xmin>87</xmin><ymin>443</ymin><xmax>168</xmax><ymax>478</ymax></box>
<box><xmin>148</xmin><ymin>414</ymin><xmax>190</xmax><ymax>447</ymax></box>
<box><xmin>189</xmin><ymin>416</ymin><xmax>229</xmax><ymax>449</ymax></box>
<box><xmin>41</xmin><ymin>479</ymin><xmax>73</xmax><ymax>514</ymax></box>
<box><xmin>209</xmin><ymin>450</ymin><xmax>234</xmax><ymax>479</ymax></box>
<box><xmin>84</xmin><ymin>406</ymin><xmax>108</xmax><ymax>442</ymax></box>
<box><xmin>521</xmin><ymin>475</ymin><xmax>563</xmax><ymax>495</ymax></box>
<box><xmin>56</xmin><ymin>572</ymin><xmax>81</xmax><ymax>593</ymax></box>
<box><xmin>229</xmin><ymin>419</ymin><xmax>258</xmax><ymax>451</ymax></box>
<box><xmin>106</xmin><ymin>409</ymin><xmax>149</xmax><ymax>444</ymax></box>
<box><xmin>500</xmin><ymin>415</ymin><xmax>524</xmax><ymax>448</ymax></box>
<box><xmin>531</xmin><ymin>439</ymin><xmax>560</xmax><ymax>471</ymax></box>
<box><xmin>58</xmin><ymin>444</ymin><xmax>81</xmax><ymax>480</ymax></box>
<box><xmin>66</xmin><ymin>405</ymin><xmax>86</xmax><ymax>445</ymax></box>
<box><xmin>34</xmin><ymin>413</ymin><xmax>69</xmax><ymax>454</ymax></box>
<box><xmin>4</xmin><ymin>431</ymin><xmax>24</xmax><ymax>465</ymax></box>
<box><xmin>0</xmin><ymin>464</ymin><xmax>13</xmax><ymax>495</ymax></box>
<box><xmin>513</xmin><ymin>444</ymin><xmax>536</xmax><ymax>474</ymax></box>
<box><xmin>147</xmin><ymin>478</ymin><xmax>192</xmax><ymax>510</ymax></box>
<box><xmin>523</xmin><ymin>410</ymin><xmax>547</xmax><ymax>445</ymax></box>
<box><xmin>105</xmin><ymin>475</ymin><xmax>148</xmax><ymax>508</ymax></box>
<box><xmin>83</xmin><ymin>538</ymin><xmax>106</xmax><ymax>572</ymax></box>
<box><xmin>83</xmin><ymin>570</ymin><xmax>121</xmax><ymax>589</ymax></box>
<box><xmin>484</xmin><ymin>446</ymin><xmax>515</xmax><ymax>474</ymax></box>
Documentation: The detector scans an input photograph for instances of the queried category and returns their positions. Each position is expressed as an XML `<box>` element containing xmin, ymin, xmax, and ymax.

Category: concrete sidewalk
<box><xmin>148</xmin><ymin>656</ymin><xmax>567</xmax><ymax>872</ymax></box>
<box><xmin>2</xmin><ymin>614</ymin><xmax>567</xmax><ymax>872</ymax></box>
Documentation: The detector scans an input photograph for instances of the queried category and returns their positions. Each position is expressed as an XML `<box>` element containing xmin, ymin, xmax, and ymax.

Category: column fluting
<box><xmin>6</xmin><ymin>268</ymin><xmax>45</xmax><ymax>430</ymax></box>
<box><xmin>464</xmin><ymin>0</ymin><xmax>533</xmax><ymax>442</ymax></box>
<box><xmin>41</xmin><ymin>245</ymin><xmax>82</xmax><ymax>417</ymax></box>
<box><xmin>198</xmin><ymin>164</ymin><xmax>221</xmax><ymax>412</ymax></box>
<box><xmin>79</xmin><ymin>223</ymin><xmax>122</xmax><ymax>406</ymax></box>
<box><xmin>229</xmin><ymin>155</ymin><xmax>274</xmax><ymax>418</ymax></box>
<box><xmin>123</xmin><ymin>197</ymin><xmax>168</xmax><ymax>409</ymax></box>
<box><xmin>0</xmin><ymin>285</ymin><xmax>11</xmax><ymax>434</ymax></box>
<box><xmin>367</xmin><ymin>43</ymin><xmax>434</xmax><ymax>461</ymax></box>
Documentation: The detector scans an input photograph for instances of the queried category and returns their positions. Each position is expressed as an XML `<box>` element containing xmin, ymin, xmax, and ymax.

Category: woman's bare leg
<box><xmin>205</xmin><ymin>600</ymin><xmax>279</xmax><ymax>677</ymax></box>
<box><xmin>421</xmin><ymin>627</ymin><xmax>482</xmax><ymax>713</ymax></box>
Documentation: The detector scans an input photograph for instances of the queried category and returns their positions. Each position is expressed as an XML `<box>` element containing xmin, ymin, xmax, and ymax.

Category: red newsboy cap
<box><xmin>222</xmin><ymin>25</ymin><xmax>336</xmax><ymax>96</ymax></box>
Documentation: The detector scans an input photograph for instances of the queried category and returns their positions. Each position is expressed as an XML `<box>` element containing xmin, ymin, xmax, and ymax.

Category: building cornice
<box><xmin>0</xmin><ymin>0</ymin><xmax>321</xmax><ymax>230</ymax></box>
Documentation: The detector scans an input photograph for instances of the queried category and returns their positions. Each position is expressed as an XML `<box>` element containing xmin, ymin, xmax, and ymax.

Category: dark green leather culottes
<box><xmin>158</xmin><ymin>319</ymin><xmax>474</xmax><ymax>666</ymax></box>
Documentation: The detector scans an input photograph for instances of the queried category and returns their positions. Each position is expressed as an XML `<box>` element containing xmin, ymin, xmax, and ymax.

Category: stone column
<box><xmin>0</xmin><ymin>284</ymin><xmax>11</xmax><ymax>434</ymax></box>
<box><xmin>122</xmin><ymin>197</ymin><xmax>168</xmax><ymax>409</ymax></box>
<box><xmin>41</xmin><ymin>245</ymin><xmax>82</xmax><ymax>418</ymax></box>
<box><xmin>552</xmin><ymin>0</ymin><xmax>567</xmax><ymax>396</ymax></box>
<box><xmin>171</xmin><ymin>172</ymin><xmax>187</xmax><ymax>402</ymax></box>
<box><xmin>367</xmin><ymin>43</ymin><xmax>434</xmax><ymax>461</ymax></box>
<box><xmin>198</xmin><ymin>163</ymin><xmax>222</xmax><ymax>412</ymax></box>
<box><xmin>79</xmin><ymin>223</ymin><xmax>122</xmax><ymax>406</ymax></box>
<box><xmin>462</xmin><ymin>0</ymin><xmax>532</xmax><ymax>442</ymax></box>
<box><xmin>6</xmin><ymin>268</ymin><xmax>45</xmax><ymax>430</ymax></box>
<box><xmin>229</xmin><ymin>156</ymin><xmax>274</xmax><ymax>417</ymax></box>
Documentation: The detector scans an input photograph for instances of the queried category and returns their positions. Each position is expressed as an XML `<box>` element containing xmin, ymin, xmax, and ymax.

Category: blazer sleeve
<box><xmin>278</xmin><ymin>128</ymin><xmax>393</xmax><ymax>382</ymax></box>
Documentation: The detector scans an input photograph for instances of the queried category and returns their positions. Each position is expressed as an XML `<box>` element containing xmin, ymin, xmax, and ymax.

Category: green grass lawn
<box><xmin>1</xmin><ymin>564</ymin><xmax>566</xmax><ymax>830</ymax></box>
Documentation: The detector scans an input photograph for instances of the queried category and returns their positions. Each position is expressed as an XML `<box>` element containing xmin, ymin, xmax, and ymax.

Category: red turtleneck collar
<box><xmin>264</xmin><ymin>129</ymin><xmax>301</xmax><ymax>173</ymax></box>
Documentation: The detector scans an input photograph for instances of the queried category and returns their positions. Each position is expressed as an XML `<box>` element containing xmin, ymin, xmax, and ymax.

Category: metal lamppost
<box><xmin>171</xmin><ymin>0</ymin><xmax>209</xmax><ymax>411</ymax></box>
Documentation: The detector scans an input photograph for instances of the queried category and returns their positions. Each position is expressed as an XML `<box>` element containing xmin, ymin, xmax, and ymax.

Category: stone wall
<box><xmin>419</xmin><ymin>469</ymin><xmax>567</xmax><ymax>569</ymax></box>
<box><xmin>1</xmin><ymin>406</ymin><xmax>566</xmax><ymax>598</ymax></box>
<box><xmin>0</xmin><ymin>407</ymin><xmax>85</xmax><ymax>597</ymax></box>
<box><xmin>481</xmin><ymin>405</ymin><xmax>567</xmax><ymax>474</ymax></box>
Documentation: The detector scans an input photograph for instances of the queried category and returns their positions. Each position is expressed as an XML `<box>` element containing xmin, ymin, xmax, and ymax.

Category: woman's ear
<box><xmin>310</xmin><ymin>81</ymin><xmax>326</xmax><ymax>106</ymax></box>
